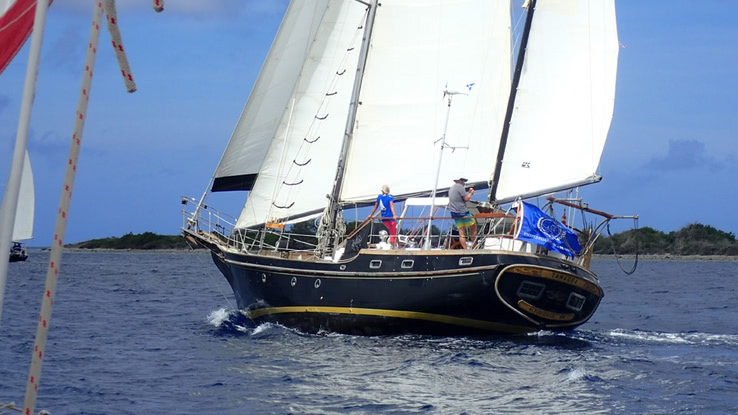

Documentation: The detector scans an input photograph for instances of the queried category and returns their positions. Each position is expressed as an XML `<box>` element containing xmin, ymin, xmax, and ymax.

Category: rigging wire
<box><xmin>184</xmin><ymin>241</ymin><xmax>235</xmax><ymax>311</ymax></box>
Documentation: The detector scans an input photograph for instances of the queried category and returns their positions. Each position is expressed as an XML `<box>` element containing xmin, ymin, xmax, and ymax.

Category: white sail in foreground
<box><xmin>494</xmin><ymin>0</ymin><xmax>619</xmax><ymax>202</ymax></box>
<box><xmin>340</xmin><ymin>0</ymin><xmax>511</xmax><ymax>203</ymax></box>
<box><xmin>11</xmin><ymin>151</ymin><xmax>34</xmax><ymax>242</ymax></box>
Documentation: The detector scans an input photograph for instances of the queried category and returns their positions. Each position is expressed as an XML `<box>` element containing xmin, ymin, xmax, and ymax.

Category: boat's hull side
<box><xmin>201</xmin><ymin>243</ymin><xmax>603</xmax><ymax>336</ymax></box>
<box><xmin>9</xmin><ymin>252</ymin><xmax>27</xmax><ymax>262</ymax></box>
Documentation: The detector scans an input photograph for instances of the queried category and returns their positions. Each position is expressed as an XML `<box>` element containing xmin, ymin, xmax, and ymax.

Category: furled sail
<box><xmin>493</xmin><ymin>0</ymin><xmax>619</xmax><ymax>202</ymax></box>
<box><xmin>212</xmin><ymin>0</ymin><xmax>331</xmax><ymax>192</ymax></box>
<box><xmin>235</xmin><ymin>0</ymin><xmax>367</xmax><ymax>228</ymax></box>
<box><xmin>11</xmin><ymin>151</ymin><xmax>34</xmax><ymax>242</ymax></box>
<box><xmin>340</xmin><ymin>0</ymin><xmax>512</xmax><ymax>204</ymax></box>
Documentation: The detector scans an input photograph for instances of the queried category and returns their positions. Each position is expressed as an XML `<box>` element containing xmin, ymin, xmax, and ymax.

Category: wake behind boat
<box><xmin>183</xmin><ymin>0</ymin><xmax>637</xmax><ymax>336</ymax></box>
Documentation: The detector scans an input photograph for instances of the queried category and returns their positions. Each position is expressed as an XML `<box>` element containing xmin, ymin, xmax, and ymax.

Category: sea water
<box><xmin>1</xmin><ymin>251</ymin><xmax>736</xmax><ymax>414</ymax></box>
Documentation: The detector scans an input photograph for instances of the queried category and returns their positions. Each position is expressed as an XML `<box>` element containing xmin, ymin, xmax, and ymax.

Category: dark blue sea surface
<box><xmin>1</xmin><ymin>251</ymin><xmax>737</xmax><ymax>414</ymax></box>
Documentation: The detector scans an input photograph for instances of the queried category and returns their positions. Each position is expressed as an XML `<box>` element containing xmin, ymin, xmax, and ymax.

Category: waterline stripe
<box><xmin>245</xmin><ymin>306</ymin><xmax>533</xmax><ymax>334</ymax></box>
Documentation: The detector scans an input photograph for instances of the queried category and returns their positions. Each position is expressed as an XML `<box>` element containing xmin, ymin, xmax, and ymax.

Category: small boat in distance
<box><xmin>7</xmin><ymin>151</ymin><xmax>34</xmax><ymax>262</ymax></box>
<box><xmin>183</xmin><ymin>0</ymin><xmax>637</xmax><ymax>336</ymax></box>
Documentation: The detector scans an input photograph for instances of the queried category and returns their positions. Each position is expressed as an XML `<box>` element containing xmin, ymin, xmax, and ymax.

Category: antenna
<box><xmin>424</xmin><ymin>86</ymin><xmax>469</xmax><ymax>250</ymax></box>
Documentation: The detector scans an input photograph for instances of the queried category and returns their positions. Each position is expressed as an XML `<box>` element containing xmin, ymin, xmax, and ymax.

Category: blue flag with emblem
<box><xmin>514</xmin><ymin>202</ymin><xmax>581</xmax><ymax>257</ymax></box>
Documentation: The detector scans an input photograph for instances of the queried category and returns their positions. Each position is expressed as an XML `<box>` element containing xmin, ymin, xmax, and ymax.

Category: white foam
<box><xmin>608</xmin><ymin>328</ymin><xmax>738</xmax><ymax>347</ymax></box>
<box><xmin>206</xmin><ymin>307</ymin><xmax>231</xmax><ymax>327</ymax></box>
<box><xmin>565</xmin><ymin>367</ymin><xmax>588</xmax><ymax>382</ymax></box>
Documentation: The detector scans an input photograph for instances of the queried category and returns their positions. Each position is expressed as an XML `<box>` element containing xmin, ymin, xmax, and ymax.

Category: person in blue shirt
<box><xmin>368</xmin><ymin>184</ymin><xmax>398</xmax><ymax>247</ymax></box>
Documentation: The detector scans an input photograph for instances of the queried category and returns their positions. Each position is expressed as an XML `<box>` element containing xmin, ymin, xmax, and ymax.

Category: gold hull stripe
<box><xmin>245</xmin><ymin>306</ymin><xmax>533</xmax><ymax>334</ymax></box>
<box><xmin>506</xmin><ymin>265</ymin><xmax>602</xmax><ymax>297</ymax></box>
<box><xmin>518</xmin><ymin>300</ymin><xmax>575</xmax><ymax>321</ymax></box>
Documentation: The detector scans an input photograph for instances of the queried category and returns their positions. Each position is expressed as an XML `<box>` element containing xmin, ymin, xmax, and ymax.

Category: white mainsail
<box><xmin>235</xmin><ymin>0</ymin><xmax>367</xmax><ymax>228</ymax></box>
<box><xmin>212</xmin><ymin>0</ymin><xmax>332</xmax><ymax>192</ymax></box>
<box><xmin>340</xmin><ymin>0</ymin><xmax>512</xmax><ymax>203</ymax></box>
<box><xmin>494</xmin><ymin>0</ymin><xmax>619</xmax><ymax>202</ymax></box>
<box><xmin>11</xmin><ymin>151</ymin><xmax>34</xmax><ymax>242</ymax></box>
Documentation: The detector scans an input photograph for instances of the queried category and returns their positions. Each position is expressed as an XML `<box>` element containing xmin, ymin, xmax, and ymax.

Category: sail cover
<box><xmin>212</xmin><ymin>0</ymin><xmax>332</xmax><ymax>192</ymax></box>
<box><xmin>494</xmin><ymin>0</ymin><xmax>619</xmax><ymax>202</ymax></box>
<box><xmin>340</xmin><ymin>0</ymin><xmax>512</xmax><ymax>203</ymax></box>
<box><xmin>235</xmin><ymin>0</ymin><xmax>367</xmax><ymax>228</ymax></box>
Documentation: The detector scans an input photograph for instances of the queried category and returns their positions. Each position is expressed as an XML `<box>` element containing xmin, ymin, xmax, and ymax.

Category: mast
<box><xmin>488</xmin><ymin>0</ymin><xmax>537</xmax><ymax>203</ymax></box>
<box><xmin>323</xmin><ymin>0</ymin><xmax>378</xmax><ymax>253</ymax></box>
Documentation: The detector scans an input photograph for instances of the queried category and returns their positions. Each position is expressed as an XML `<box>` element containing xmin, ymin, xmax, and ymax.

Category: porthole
<box><xmin>369</xmin><ymin>260</ymin><xmax>382</xmax><ymax>269</ymax></box>
<box><xmin>401</xmin><ymin>260</ymin><xmax>414</xmax><ymax>269</ymax></box>
<box><xmin>314</xmin><ymin>279</ymin><xmax>321</xmax><ymax>289</ymax></box>
<box><xmin>261</xmin><ymin>273</ymin><xmax>267</xmax><ymax>283</ymax></box>
<box><xmin>339</xmin><ymin>264</ymin><xmax>346</xmax><ymax>270</ymax></box>
<box><xmin>458</xmin><ymin>257</ymin><xmax>473</xmax><ymax>266</ymax></box>
<box><xmin>566</xmin><ymin>292</ymin><xmax>586</xmax><ymax>312</ymax></box>
<box><xmin>517</xmin><ymin>280</ymin><xmax>546</xmax><ymax>300</ymax></box>
<box><xmin>291</xmin><ymin>276</ymin><xmax>297</xmax><ymax>287</ymax></box>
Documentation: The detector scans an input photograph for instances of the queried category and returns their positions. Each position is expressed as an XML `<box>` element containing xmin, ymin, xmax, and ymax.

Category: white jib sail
<box><xmin>212</xmin><ymin>0</ymin><xmax>331</xmax><ymax>192</ymax></box>
<box><xmin>236</xmin><ymin>0</ymin><xmax>367</xmax><ymax>228</ymax></box>
<box><xmin>339</xmin><ymin>0</ymin><xmax>512</xmax><ymax>203</ymax></box>
<box><xmin>11</xmin><ymin>150</ymin><xmax>34</xmax><ymax>242</ymax></box>
<box><xmin>494</xmin><ymin>0</ymin><xmax>619</xmax><ymax>202</ymax></box>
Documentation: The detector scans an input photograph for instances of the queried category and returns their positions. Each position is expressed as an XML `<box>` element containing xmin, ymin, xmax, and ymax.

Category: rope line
<box><xmin>22</xmin><ymin>2</ymin><xmax>160</xmax><ymax>414</ymax></box>
<box><xmin>102</xmin><ymin>0</ymin><xmax>136</xmax><ymax>92</ymax></box>
<box><xmin>607</xmin><ymin>221</ymin><xmax>639</xmax><ymax>275</ymax></box>
<box><xmin>22</xmin><ymin>4</ymin><xmax>103</xmax><ymax>414</ymax></box>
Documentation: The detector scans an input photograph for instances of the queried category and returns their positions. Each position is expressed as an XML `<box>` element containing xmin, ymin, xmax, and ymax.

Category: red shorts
<box><xmin>383</xmin><ymin>220</ymin><xmax>396</xmax><ymax>242</ymax></box>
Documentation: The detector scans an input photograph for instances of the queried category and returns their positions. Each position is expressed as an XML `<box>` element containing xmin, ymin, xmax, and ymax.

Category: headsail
<box><xmin>234</xmin><ymin>0</ymin><xmax>367</xmax><ymax>228</ymax></box>
<box><xmin>340</xmin><ymin>0</ymin><xmax>512</xmax><ymax>204</ymax></box>
<box><xmin>493</xmin><ymin>0</ymin><xmax>619</xmax><ymax>203</ymax></box>
<box><xmin>10</xmin><ymin>151</ymin><xmax>34</xmax><ymax>242</ymax></box>
<box><xmin>211</xmin><ymin>0</ymin><xmax>332</xmax><ymax>192</ymax></box>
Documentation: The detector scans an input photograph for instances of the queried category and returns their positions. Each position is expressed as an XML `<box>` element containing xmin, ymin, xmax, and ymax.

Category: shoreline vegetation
<box><xmin>56</xmin><ymin>223</ymin><xmax>738</xmax><ymax>259</ymax></box>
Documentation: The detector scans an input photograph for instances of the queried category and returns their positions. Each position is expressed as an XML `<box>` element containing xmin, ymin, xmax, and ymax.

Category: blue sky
<box><xmin>1</xmin><ymin>0</ymin><xmax>736</xmax><ymax>245</ymax></box>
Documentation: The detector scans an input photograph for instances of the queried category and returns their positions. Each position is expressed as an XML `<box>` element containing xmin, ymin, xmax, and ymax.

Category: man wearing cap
<box><xmin>448</xmin><ymin>177</ymin><xmax>477</xmax><ymax>249</ymax></box>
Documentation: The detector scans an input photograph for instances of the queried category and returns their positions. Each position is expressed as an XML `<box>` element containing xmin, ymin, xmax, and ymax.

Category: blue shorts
<box><xmin>451</xmin><ymin>211</ymin><xmax>475</xmax><ymax>229</ymax></box>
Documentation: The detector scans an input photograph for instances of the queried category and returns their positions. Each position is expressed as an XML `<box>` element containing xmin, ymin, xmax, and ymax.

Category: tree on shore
<box><xmin>68</xmin><ymin>222</ymin><xmax>738</xmax><ymax>255</ymax></box>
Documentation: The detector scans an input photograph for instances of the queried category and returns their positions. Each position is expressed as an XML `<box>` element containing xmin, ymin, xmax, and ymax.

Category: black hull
<box><xmin>194</xmin><ymin>232</ymin><xmax>603</xmax><ymax>336</ymax></box>
<box><xmin>9</xmin><ymin>253</ymin><xmax>27</xmax><ymax>262</ymax></box>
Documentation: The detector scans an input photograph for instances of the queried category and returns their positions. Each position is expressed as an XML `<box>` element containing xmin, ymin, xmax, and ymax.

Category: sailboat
<box><xmin>6</xmin><ymin>151</ymin><xmax>34</xmax><ymax>262</ymax></box>
<box><xmin>183</xmin><ymin>0</ymin><xmax>636</xmax><ymax>336</ymax></box>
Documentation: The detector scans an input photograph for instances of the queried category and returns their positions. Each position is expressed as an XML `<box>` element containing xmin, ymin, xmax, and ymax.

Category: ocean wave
<box><xmin>606</xmin><ymin>328</ymin><xmax>738</xmax><ymax>347</ymax></box>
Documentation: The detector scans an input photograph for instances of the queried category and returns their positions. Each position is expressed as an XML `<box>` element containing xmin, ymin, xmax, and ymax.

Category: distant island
<box><xmin>592</xmin><ymin>223</ymin><xmax>737</xmax><ymax>256</ymax></box>
<box><xmin>65</xmin><ymin>232</ymin><xmax>200</xmax><ymax>250</ymax></box>
<box><xmin>65</xmin><ymin>223</ymin><xmax>738</xmax><ymax>256</ymax></box>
